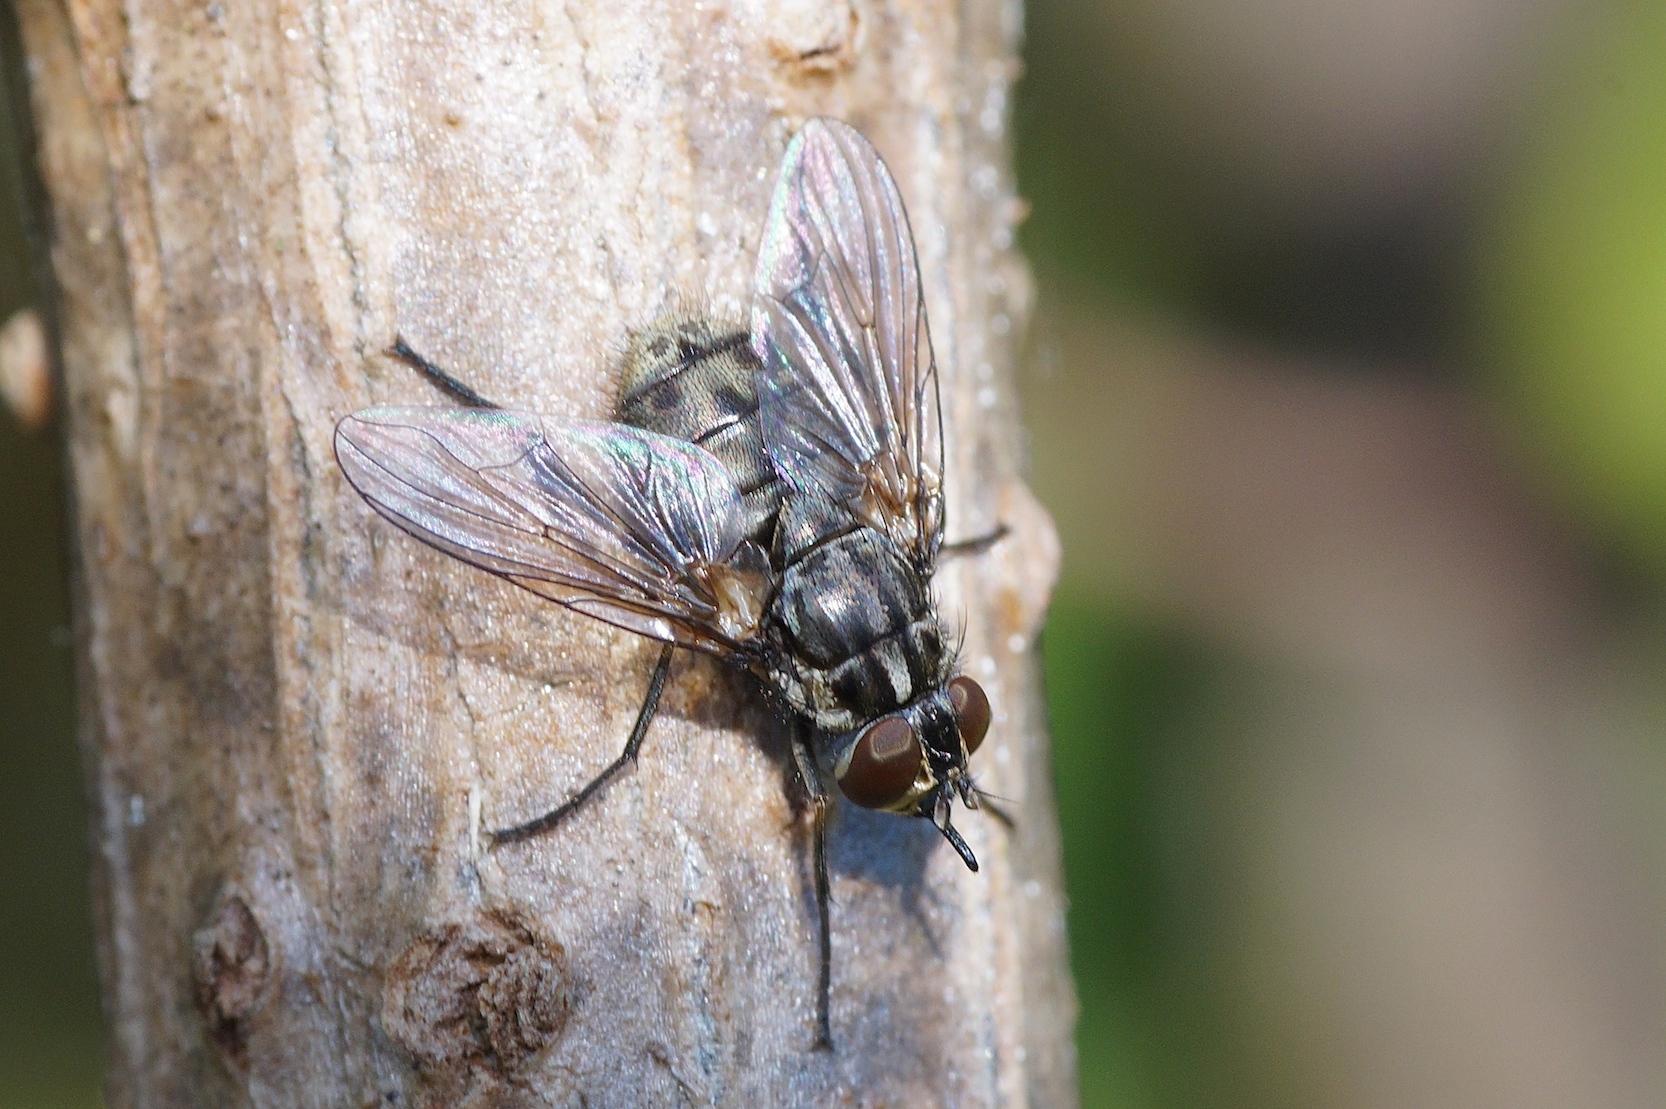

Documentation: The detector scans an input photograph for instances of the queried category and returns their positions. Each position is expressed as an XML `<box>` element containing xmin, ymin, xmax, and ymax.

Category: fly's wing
<box><xmin>751</xmin><ymin>117</ymin><xmax>944</xmax><ymax>563</ymax></box>
<box><xmin>334</xmin><ymin>407</ymin><xmax>766</xmax><ymax>655</ymax></box>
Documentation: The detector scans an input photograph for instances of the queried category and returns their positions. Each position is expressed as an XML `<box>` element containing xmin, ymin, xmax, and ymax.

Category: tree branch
<box><xmin>12</xmin><ymin>0</ymin><xmax>1070</xmax><ymax>1102</ymax></box>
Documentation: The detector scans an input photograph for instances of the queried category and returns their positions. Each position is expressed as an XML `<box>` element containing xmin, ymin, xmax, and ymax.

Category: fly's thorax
<box><xmin>771</xmin><ymin>528</ymin><xmax>931</xmax><ymax>667</ymax></box>
<box><xmin>763</xmin><ymin>491</ymin><xmax>943</xmax><ymax>728</ymax></box>
<box><xmin>770</xmin><ymin>492</ymin><xmax>934</xmax><ymax>643</ymax></box>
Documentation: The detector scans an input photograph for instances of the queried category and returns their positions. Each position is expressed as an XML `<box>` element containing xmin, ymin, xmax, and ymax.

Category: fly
<box><xmin>335</xmin><ymin>118</ymin><xmax>1002</xmax><ymax>1049</ymax></box>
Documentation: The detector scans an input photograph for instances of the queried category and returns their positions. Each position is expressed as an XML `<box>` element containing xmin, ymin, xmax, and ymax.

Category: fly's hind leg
<box><xmin>789</xmin><ymin>725</ymin><xmax>835</xmax><ymax>1051</ymax></box>
<box><xmin>387</xmin><ymin>336</ymin><xmax>501</xmax><ymax>409</ymax></box>
<box><xmin>489</xmin><ymin>642</ymin><xmax>676</xmax><ymax>847</ymax></box>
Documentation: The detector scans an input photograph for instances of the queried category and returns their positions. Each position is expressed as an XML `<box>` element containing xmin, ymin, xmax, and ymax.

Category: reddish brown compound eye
<box><xmin>948</xmin><ymin>676</ymin><xmax>991</xmax><ymax>756</ymax></box>
<box><xmin>836</xmin><ymin>715</ymin><xmax>923</xmax><ymax>809</ymax></box>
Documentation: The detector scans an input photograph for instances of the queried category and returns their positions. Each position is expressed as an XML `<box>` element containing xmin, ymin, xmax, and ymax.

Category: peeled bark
<box><xmin>11</xmin><ymin>0</ymin><xmax>1069</xmax><ymax>1102</ymax></box>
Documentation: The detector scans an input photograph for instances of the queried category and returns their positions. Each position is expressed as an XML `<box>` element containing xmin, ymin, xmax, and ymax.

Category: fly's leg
<box><xmin>940</xmin><ymin>523</ymin><xmax>1009</xmax><ymax>559</ymax></box>
<box><xmin>790</xmin><ymin>725</ymin><xmax>835</xmax><ymax>1051</ymax></box>
<box><xmin>387</xmin><ymin>336</ymin><xmax>501</xmax><ymax>409</ymax></box>
<box><xmin>489</xmin><ymin>642</ymin><xmax>675</xmax><ymax>847</ymax></box>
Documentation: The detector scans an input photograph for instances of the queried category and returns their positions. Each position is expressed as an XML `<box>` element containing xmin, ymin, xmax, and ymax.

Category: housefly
<box><xmin>335</xmin><ymin>118</ymin><xmax>1000</xmax><ymax>1048</ymax></box>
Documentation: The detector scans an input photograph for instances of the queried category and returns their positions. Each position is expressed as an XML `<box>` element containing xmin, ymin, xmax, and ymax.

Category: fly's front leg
<box><xmin>789</xmin><ymin>725</ymin><xmax>834</xmax><ymax>1051</ymax></box>
<box><xmin>940</xmin><ymin>523</ymin><xmax>1008</xmax><ymax>559</ymax></box>
<box><xmin>490</xmin><ymin>642</ymin><xmax>676</xmax><ymax>847</ymax></box>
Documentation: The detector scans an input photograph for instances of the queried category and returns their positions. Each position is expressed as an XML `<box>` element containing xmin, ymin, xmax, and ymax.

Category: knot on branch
<box><xmin>478</xmin><ymin>942</ymin><xmax>568</xmax><ymax>1070</ymax></box>
<box><xmin>192</xmin><ymin>893</ymin><xmax>272</xmax><ymax>1067</ymax></box>
<box><xmin>382</xmin><ymin>908</ymin><xmax>569</xmax><ymax>1089</ymax></box>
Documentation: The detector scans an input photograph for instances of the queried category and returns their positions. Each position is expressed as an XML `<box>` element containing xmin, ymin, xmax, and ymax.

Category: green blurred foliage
<box><xmin>1013</xmin><ymin>6</ymin><xmax>1205</xmax><ymax>316</ymax></box>
<box><xmin>0</xmin><ymin>42</ymin><xmax>102</xmax><ymax>1107</ymax></box>
<box><xmin>1042</xmin><ymin>597</ymin><xmax>1229</xmax><ymax>1109</ymax></box>
<box><xmin>1013</xmin><ymin>0</ymin><xmax>1205</xmax><ymax>317</ymax></box>
<box><xmin>0</xmin><ymin>416</ymin><xmax>100</xmax><ymax>1109</ymax></box>
<box><xmin>1015</xmin><ymin>7</ymin><xmax>1246</xmax><ymax>1103</ymax></box>
<box><xmin>0</xmin><ymin>418</ymin><xmax>101</xmax><ymax>1109</ymax></box>
<box><xmin>1478</xmin><ymin>1</ymin><xmax>1666</xmax><ymax>570</ymax></box>
<box><xmin>1013</xmin><ymin>1</ymin><xmax>1489</xmax><ymax>1103</ymax></box>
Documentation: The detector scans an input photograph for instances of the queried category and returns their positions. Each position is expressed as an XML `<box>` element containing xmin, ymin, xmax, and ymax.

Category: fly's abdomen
<box><xmin>687</xmin><ymin>411</ymin><xmax>780</xmax><ymax>544</ymax></box>
<box><xmin>616</xmin><ymin>312</ymin><xmax>783</xmax><ymax>544</ymax></box>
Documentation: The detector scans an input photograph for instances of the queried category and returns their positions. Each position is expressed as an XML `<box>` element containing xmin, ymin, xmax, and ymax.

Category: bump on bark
<box><xmin>382</xmin><ymin>908</ymin><xmax>569</xmax><ymax>1098</ymax></box>
<box><xmin>192</xmin><ymin>894</ymin><xmax>273</xmax><ymax>1068</ymax></box>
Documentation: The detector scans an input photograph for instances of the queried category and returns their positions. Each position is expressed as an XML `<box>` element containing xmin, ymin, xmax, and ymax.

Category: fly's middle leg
<box><xmin>489</xmin><ymin>642</ymin><xmax>676</xmax><ymax>848</ymax></box>
<box><xmin>789</xmin><ymin>725</ymin><xmax>835</xmax><ymax>1051</ymax></box>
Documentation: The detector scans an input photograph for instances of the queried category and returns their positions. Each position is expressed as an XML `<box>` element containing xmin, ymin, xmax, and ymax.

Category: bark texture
<box><xmin>12</xmin><ymin>0</ymin><xmax>1068</xmax><ymax>1103</ymax></box>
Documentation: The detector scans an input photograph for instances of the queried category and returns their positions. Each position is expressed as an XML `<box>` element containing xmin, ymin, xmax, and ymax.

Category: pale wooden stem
<box><xmin>11</xmin><ymin>0</ymin><xmax>1072</xmax><ymax>1102</ymax></box>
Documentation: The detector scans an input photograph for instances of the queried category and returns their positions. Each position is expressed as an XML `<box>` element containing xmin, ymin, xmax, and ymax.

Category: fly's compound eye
<box><xmin>948</xmin><ymin>676</ymin><xmax>991</xmax><ymax>756</ymax></box>
<box><xmin>836</xmin><ymin>715</ymin><xmax>924</xmax><ymax>809</ymax></box>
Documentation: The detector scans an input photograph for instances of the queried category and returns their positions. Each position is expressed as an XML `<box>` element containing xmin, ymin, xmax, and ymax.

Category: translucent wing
<box><xmin>751</xmin><ymin>117</ymin><xmax>944</xmax><ymax>562</ymax></box>
<box><xmin>334</xmin><ymin>407</ymin><xmax>767</xmax><ymax>655</ymax></box>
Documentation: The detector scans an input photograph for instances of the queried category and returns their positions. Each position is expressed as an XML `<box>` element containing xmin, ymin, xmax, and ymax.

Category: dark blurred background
<box><xmin>0</xmin><ymin>35</ymin><xmax>100</xmax><ymax>1105</ymax></box>
<box><xmin>5</xmin><ymin>1</ymin><xmax>1666</xmax><ymax>1104</ymax></box>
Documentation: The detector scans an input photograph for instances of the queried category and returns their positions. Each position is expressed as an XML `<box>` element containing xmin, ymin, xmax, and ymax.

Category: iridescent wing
<box><xmin>334</xmin><ymin>407</ymin><xmax>768</xmax><ymax>655</ymax></box>
<box><xmin>751</xmin><ymin>117</ymin><xmax>944</xmax><ymax>563</ymax></box>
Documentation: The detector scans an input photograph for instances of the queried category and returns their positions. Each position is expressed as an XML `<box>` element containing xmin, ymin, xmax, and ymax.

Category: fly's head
<box><xmin>830</xmin><ymin>675</ymin><xmax>993</xmax><ymax>871</ymax></box>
